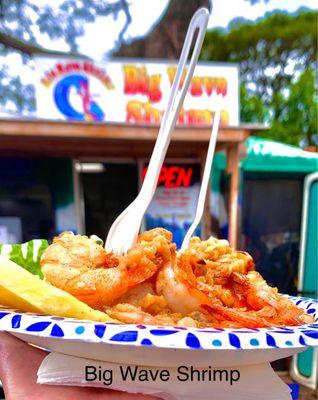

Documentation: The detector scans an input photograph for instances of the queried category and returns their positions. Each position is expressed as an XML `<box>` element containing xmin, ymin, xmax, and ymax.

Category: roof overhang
<box><xmin>0</xmin><ymin>118</ymin><xmax>266</xmax><ymax>158</ymax></box>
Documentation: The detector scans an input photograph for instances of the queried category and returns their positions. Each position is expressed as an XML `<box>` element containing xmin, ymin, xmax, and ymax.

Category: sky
<box><xmin>34</xmin><ymin>0</ymin><xmax>318</xmax><ymax>59</ymax></box>
<box><xmin>1</xmin><ymin>0</ymin><xmax>317</xmax><ymax>114</ymax></box>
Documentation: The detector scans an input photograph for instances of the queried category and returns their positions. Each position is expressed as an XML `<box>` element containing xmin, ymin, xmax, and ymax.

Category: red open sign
<box><xmin>142</xmin><ymin>165</ymin><xmax>193</xmax><ymax>188</ymax></box>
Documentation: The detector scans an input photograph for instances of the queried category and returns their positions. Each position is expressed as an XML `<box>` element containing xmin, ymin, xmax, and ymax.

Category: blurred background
<box><xmin>0</xmin><ymin>1</ymin><xmax>317</xmax><ymax>396</ymax></box>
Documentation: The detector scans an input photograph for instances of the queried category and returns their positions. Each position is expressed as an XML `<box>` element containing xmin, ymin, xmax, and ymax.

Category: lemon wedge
<box><xmin>0</xmin><ymin>255</ymin><xmax>115</xmax><ymax>322</ymax></box>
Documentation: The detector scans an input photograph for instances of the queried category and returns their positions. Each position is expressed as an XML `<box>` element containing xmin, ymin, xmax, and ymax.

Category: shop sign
<box><xmin>35</xmin><ymin>57</ymin><xmax>239</xmax><ymax>126</ymax></box>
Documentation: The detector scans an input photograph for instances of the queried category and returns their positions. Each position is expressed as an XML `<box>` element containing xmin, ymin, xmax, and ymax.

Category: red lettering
<box><xmin>142</xmin><ymin>165</ymin><xmax>194</xmax><ymax>187</ymax></box>
<box><xmin>216</xmin><ymin>77</ymin><xmax>227</xmax><ymax>96</ymax></box>
<box><xmin>83</xmin><ymin>62</ymin><xmax>94</xmax><ymax>73</ymax></box>
<box><xmin>190</xmin><ymin>77</ymin><xmax>203</xmax><ymax>96</ymax></box>
<box><xmin>187</xmin><ymin>109</ymin><xmax>196</xmax><ymax>125</ymax></box>
<box><xmin>176</xmin><ymin>167</ymin><xmax>192</xmax><ymax>187</ymax></box>
<box><xmin>139</xmin><ymin>67</ymin><xmax>148</xmax><ymax>95</ymax></box>
<box><xmin>203</xmin><ymin>77</ymin><xmax>216</xmax><ymax>96</ymax></box>
<box><xmin>123</xmin><ymin>65</ymin><xmax>162</xmax><ymax>102</ymax></box>
<box><xmin>157</xmin><ymin>166</ymin><xmax>168</xmax><ymax>186</ymax></box>
<box><xmin>178</xmin><ymin>108</ymin><xmax>185</xmax><ymax>125</ymax></box>
<box><xmin>148</xmin><ymin>74</ymin><xmax>162</xmax><ymax>103</ymax></box>
<box><xmin>123</xmin><ymin>65</ymin><xmax>139</xmax><ymax>94</ymax></box>
<box><xmin>165</xmin><ymin>166</ymin><xmax>179</xmax><ymax>188</ymax></box>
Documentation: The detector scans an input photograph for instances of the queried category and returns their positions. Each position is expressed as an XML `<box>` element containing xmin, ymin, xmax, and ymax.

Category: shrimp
<box><xmin>156</xmin><ymin>249</ymin><xmax>245</xmax><ymax>316</ymax></box>
<box><xmin>231</xmin><ymin>271</ymin><xmax>314</xmax><ymax>326</ymax></box>
<box><xmin>155</xmin><ymin>259</ymin><xmax>212</xmax><ymax>315</ymax></box>
<box><xmin>154</xmin><ymin>261</ymin><xmax>271</xmax><ymax>328</ymax></box>
<box><xmin>179</xmin><ymin>236</ymin><xmax>254</xmax><ymax>286</ymax></box>
<box><xmin>41</xmin><ymin>228</ymin><xmax>314</xmax><ymax>328</ymax></box>
<box><xmin>270</xmin><ymin>295</ymin><xmax>314</xmax><ymax>326</ymax></box>
<box><xmin>106</xmin><ymin>304</ymin><xmax>177</xmax><ymax>326</ymax></box>
<box><xmin>231</xmin><ymin>271</ymin><xmax>280</xmax><ymax>310</ymax></box>
<box><xmin>202</xmin><ymin>303</ymin><xmax>272</xmax><ymax>328</ymax></box>
<box><xmin>107</xmin><ymin>304</ymin><xmax>200</xmax><ymax>327</ymax></box>
<box><xmin>115</xmin><ymin>282</ymin><xmax>156</xmax><ymax>306</ymax></box>
<box><xmin>41</xmin><ymin>228</ymin><xmax>175</xmax><ymax>309</ymax></box>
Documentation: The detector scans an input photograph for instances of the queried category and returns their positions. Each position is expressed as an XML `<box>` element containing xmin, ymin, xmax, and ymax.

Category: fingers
<box><xmin>0</xmin><ymin>332</ymin><xmax>49</xmax><ymax>400</ymax></box>
<box><xmin>0</xmin><ymin>332</ymin><xmax>159</xmax><ymax>400</ymax></box>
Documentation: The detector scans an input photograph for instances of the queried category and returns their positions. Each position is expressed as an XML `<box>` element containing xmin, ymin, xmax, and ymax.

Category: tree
<box><xmin>1</xmin><ymin>0</ymin><xmax>212</xmax><ymax>114</ymax></box>
<box><xmin>116</xmin><ymin>0</ymin><xmax>210</xmax><ymax>59</ymax></box>
<box><xmin>200</xmin><ymin>9</ymin><xmax>317</xmax><ymax>146</ymax></box>
<box><xmin>264</xmin><ymin>68</ymin><xmax>317</xmax><ymax>147</ymax></box>
<box><xmin>0</xmin><ymin>0</ymin><xmax>131</xmax><ymax>113</ymax></box>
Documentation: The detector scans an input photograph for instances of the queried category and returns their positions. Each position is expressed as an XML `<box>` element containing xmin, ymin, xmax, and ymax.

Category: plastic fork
<box><xmin>105</xmin><ymin>7</ymin><xmax>209</xmax><ymax>255</ymax></box>
<box><xmin>181</xmin><ymin>105</ymin><xmax>221</xmax><ymax>251</ymax></box>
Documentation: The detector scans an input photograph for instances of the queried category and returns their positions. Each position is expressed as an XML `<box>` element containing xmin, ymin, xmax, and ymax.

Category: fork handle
<box><xmin>105</xmin><ymin>8</ymin><xmax>209</xmax><ymax>254</ymax></box>
<box><xmin>181</xmin><ymin>106</ymin><xmax>221</xmax><ymax>250</ymax></box>
<box><xmin>138</xmin><ymin>8</ymin><xmax>209</xmax><ymax>206</ymax></box>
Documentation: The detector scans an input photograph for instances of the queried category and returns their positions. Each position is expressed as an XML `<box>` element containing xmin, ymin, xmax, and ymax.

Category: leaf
<box><xmin>0</xmin><ymin>239</ymin><xmax>49</xmax><ymax>279</ymax></box>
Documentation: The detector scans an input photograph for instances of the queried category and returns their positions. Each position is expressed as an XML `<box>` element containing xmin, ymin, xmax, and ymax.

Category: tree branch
<box><xmin>117</xmin><ymin>0</ymin><xmax>132</xmax><ymax>45</ymax></box>
<box><xmin>0</xmin><ymin>31</ymin><xmax>89</xmax><ymax>58</ymax></box>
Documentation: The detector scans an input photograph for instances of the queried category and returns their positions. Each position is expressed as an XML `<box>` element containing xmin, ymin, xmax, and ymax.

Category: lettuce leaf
<box><xmin>0</xmin><ymin>239</ymin><xmax>49</xmax><ymax>279</ymax></box>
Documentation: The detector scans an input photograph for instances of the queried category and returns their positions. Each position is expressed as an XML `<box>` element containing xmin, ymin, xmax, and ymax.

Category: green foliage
<box><xmin>240</xmin><ymin>83</ymin><xmax>270</xmax><ymax>123</ymax></box>
<box><xmin>264</xmin><ymin>69</ymin><xmax>317</xmax><ymax>146</ymax></box>
<box><xmin>201</xmin><ymin>9</ymin><xmax>318</xmax><ymax>146</ymax></box>
<box><xmin>1</xmin><ymin>0</ymin><xmax>130</xmax><ymax>52</ymax></box>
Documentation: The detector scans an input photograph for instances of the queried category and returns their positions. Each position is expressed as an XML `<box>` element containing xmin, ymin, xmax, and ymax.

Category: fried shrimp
<box><xmin>179</xmin><ymin>236</ymin><xmax>255</xmax><ymax>286</ymax></box>
<box><xmin>106</xmin><ymin>304</ymin><xmax>177</xmax><ymax>326</ymax></box>
<box><xmin>156</xmin><ymin>259</ymin><xmax>211</xmax><ymax>315</ymax></box>
<box><xmin>202</xmin><ymin>303</ymin><xmax>272</xmax><ymax>328</ymax></box>
<box><xmin>230</xmin><ymin>271</ymin><xmax>314</xmax><ymax>326</ymax></box>
<box><xmin>41</xmin><ymin>228</ymin><xmax>175</xmax><ymax>309</ymax></box>
<box><xmin>41</xmin><ymin>229</ymin><xmax>314</xmax><ymax>328</ymax></box>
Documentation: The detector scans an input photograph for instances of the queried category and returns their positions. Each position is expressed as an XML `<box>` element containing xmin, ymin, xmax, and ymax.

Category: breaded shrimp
<box><xmin>180</xmin><ymin>236</ymin><xmax>255</xmax><ymax>285</ymax></box>
<box><xmin>156</xmin><ymin>258</ymin><xmax>212</xmax><ymax>315</ymax></box>
<box><xmin>201</xmin><ymin>303</ymin><xmax>272</xmax><ymax>328</ymax></box>
<box><xmin>41</xmin><ymin>228</ymin><xmax>175</xmax><ymax>309</ymax></box>
<box><xmin>106</xmin><ymin>304</ymin><xmax>200</xmax><ymax>327</ymax></box>
<box><xmin>232</xmin><ymin>271</ymin><xmax>314</xmax><ymax>326</ymax></box>
<box><xmin>106</xmin><ymin>304</ymin><xmax>177</xmax><ymax>326</ymax></box>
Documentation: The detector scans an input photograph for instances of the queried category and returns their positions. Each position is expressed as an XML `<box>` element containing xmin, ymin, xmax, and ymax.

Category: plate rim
<box><xmin>0</xmin><ymin>295</ymin><xmax>317</xmax><ymax>352</ymax></box>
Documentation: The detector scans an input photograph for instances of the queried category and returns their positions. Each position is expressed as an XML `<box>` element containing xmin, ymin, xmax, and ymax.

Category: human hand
<box><xmin>0</xmin><ymin>332</ymin><xmax>158</xmax><ymax>400</ymax></box>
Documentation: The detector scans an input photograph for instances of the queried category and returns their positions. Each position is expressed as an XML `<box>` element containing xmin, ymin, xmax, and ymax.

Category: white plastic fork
<box><xmin>106</xmin><ymin>7</ymin><xmax>209</xmax><ymax>255</ymax></box>
<box><xmin>181</xmin><ymin>104</ymin><xmax>221</xmax><ymax>251</ymax></box>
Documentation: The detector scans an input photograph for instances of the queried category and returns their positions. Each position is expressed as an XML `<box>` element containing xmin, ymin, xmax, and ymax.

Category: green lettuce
<box><xmin>0</xmin><ymin>239</ymin><xmax>49</xmax><ymax>279</ymax></box>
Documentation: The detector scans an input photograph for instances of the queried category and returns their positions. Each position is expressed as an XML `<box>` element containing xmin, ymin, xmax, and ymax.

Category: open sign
<box><xmin>142</xmin><ymin>164</ymin><xmax>199</xmax><ymax>188</ymax></box>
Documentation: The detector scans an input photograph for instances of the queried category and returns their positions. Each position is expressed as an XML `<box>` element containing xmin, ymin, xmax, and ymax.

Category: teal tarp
<box><xmin>213</xmin><ymin>136</ymin><xmax>318</xmax><ymax>173</ymax></box>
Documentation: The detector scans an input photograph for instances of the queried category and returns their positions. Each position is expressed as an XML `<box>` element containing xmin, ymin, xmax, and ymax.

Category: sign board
<box><xmin>142</xmin><ymin>163</ymin><xmax>201</xmax><ymax>248</ymax></box>
<box><xmin>34</xmin><ymin>57</ymin><xmax>239</xmax><ymax>126</ymax></box>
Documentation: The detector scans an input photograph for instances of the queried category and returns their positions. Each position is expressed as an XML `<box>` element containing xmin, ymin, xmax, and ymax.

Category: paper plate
<box><xmin>0</xmin><ymin>296</ymin><xmax>317</xmax><ymax>367</ymax></box>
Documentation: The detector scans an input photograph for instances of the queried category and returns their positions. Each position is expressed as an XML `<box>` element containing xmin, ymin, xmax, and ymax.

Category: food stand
<box><xmin>0</xmin><ymin>117</ymin><xmax>259</xmax><ymax>247</ymax></box>
<box><xmin>0</xmin><ymin>57</ymin><xmax>265</xmax><ymax>248</ymax></box>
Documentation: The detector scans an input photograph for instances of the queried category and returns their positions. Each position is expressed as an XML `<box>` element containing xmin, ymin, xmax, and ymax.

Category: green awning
<box><xmin>242</xmin><ymin>136</ymin><xmax>318</xmax><ymax>173</ymax></box>
<box><xmin>213</xmin><ymin>136</ymin><xmax>318</xmax><ymax>174</ymax></box>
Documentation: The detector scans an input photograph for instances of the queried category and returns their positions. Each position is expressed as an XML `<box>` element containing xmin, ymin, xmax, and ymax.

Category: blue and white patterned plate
<box><xmin>0</xmin><ymin>296</ymin><xmax>317</xmax><ymax>367</ymax></box>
